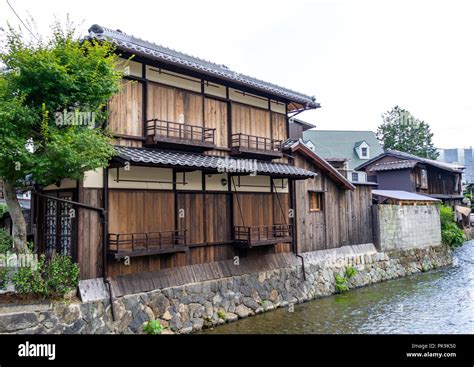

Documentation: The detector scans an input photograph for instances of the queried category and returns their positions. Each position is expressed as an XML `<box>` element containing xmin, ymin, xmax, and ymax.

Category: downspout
<box><xmin>102</xmin><ymin>166</ymin><xmax>116</xmax><ymax>321</ymax></box>
<box><xmin>290</xmin><ymin>179</ymin><xmax>306</xmax><ymax>281</ymax></box>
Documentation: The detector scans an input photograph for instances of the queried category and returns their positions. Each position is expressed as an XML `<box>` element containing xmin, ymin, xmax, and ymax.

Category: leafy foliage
<box><xmin>12</xmin><ymin>255</ymin><xmax>48</xmax><ymax>297</ymax></box>
<box><xmin>345</xmin><ymin>266</ymin><xmax>357</xmax><ymax>279</ymax></box>
<box><xmin>12</xmin><ymin>254</ymin><xmax>79</xmax><ymax>298</ymax></box>
<box><xmin>43</xmin><ymin>254</ymin><xmax>80</xmax><ymax>298</ymax></box>
<box><xmin>0</xmin><ymin>22</ymin><xmax>122</xmax><ymax>186</ymax></box>
<box><xmin>0</xmin><ymin>229</ymin><xmax>13</xmax><ymax>253</ymax></box>
<box><xmin>0</xmin><ymin>268</ymin><xmax>9</xmax><ymax>290</ymax></box>
<box><xmin>335</xmin><ymin>273</ymin><xmax>349</xmax><ymax>293</ymax></box>
<box><xmin>0</xmin><ymin>204</ymin><xmax>8</xmax><ymax>216</ymax></box>
<box><xmin>376</xmin><ymin>106</ymin><xmax>439</xmax><ymax>160</ymax></box>
<box><xmin>439</xmin><ymin>205</ymin><xmax>466</xmax><ymax>248</ymax></box>
<box><xmin>0</xmin><ymin>21</ymin><xmax>123</xmax><ymax>249</ymax></box>
<box><xmin>143</xmin><ymin>319</ymin><xmax>164</xmax><ymax>335</ymax></box>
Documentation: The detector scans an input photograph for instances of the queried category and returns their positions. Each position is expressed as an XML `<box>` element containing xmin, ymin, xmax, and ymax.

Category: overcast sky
<box><xmin>1</xmin><ymin>0</ymin><xmax>473</xmax><ymax>149</ymax></box>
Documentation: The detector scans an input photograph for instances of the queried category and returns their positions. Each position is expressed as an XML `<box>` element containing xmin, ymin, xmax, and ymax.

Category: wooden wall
<box><xmin>233</xmin><ymin>192</ymin><xmax>291</xmax><ymax>254</ymax></box>
<box><xmin>108</xmin><ymin>80</ymin><xmax>143</xmax><ymax>139</ymax></box>
<box><xmin>108</xmin><ymin>190</ymin><xmax>175</xmax><ymax>234</ymax></box>
<box><xmin>147</xmin><ymin>83</ymin><xmax>203</xmax><ymax>127</ymax></box>
<box><xmin>294</xmin><ymin>153</ymin><xmax>373</xmax><ymax>253</ymax></box>
<box><xmin>205</xmin><ymin>98</ymin><xmax>228</xmax><ymax>148</ymax></box>
<box><xmin>108</xmin><ymin>76</ymin><xmax>289</xmax><ymax>151</ymax></box>
<box><xmin>231</xmin><ymin>103</ymin><xmax>271</xmax><ymax>140</ymax></box>
<box><xmin>77</xmin><ymin>188</ymin><xmax>103</xmax><ymax>280</ymax></box>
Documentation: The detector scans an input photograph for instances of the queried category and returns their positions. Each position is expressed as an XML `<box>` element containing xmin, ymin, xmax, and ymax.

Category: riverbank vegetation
<box><xmin>440</xmin><ymin>205</ymin><xmax>466</xmax><ymax>248</ymax></box>
<box><xmin>0</xmin><ymin>229</ymin><xmax>79</xmax><ymax>299</ymax></box>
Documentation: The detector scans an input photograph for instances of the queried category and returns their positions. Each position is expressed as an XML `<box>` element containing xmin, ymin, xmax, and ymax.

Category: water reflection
<box><xmin>204</xmin><ymin>242</ymin><xmax>474</xmax><ymax>334</ymax></box>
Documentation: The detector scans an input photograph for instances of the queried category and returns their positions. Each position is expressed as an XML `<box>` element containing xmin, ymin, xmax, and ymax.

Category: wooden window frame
<box><xmin>309</xmin><ymin>191</ymin><xmax>324</xmax><ymax>212</ymax></box>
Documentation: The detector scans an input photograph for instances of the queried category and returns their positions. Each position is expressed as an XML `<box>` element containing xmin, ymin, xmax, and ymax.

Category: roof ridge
<box><xmin>87</xmin><ymin>24</ymin><xmax>318</xmax><ymax>106</ymax></box>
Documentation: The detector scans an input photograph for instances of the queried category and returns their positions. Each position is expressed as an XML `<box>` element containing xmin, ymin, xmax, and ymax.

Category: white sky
<box><xmin>1</xmin><ymin>0</ymin><xmax>473</xmax><ymax>149</ymax></box>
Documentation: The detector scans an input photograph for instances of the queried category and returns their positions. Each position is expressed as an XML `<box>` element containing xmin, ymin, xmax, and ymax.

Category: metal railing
<box><xmin>233</xmin><ymin>224</ymin><xmax>293</xmax><ymax>244</ymax></box>
<box><xmin>146</xmin><ymin>119</ymin><xmax>215</xmax><ymax>145</ymax></box>
<box><xmin>231</xmin><ymin>133</ymin><xmax>282</xmax><ymax>153</ymax></box>
<box><xmin>108</xmin><ymin>229</ymin><xmax>187</xmax><ymax>256</ymax></box>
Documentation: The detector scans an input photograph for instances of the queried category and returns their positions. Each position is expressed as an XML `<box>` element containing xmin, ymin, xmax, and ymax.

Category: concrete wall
<box><xmin>0</xmin><ymin>243</ymin><xmax>451</xmax><ymax>334</ymax></box>
<box><xmin>373</xmin><ymin>204</ymin><xmax>441</xmax><ymax>251</ymax></box>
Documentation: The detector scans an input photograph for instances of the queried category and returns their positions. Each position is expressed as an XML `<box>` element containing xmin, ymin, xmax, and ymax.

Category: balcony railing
<box><xmin>146</xmin><ymin>119</ymin><xmax>216</xmax><ymax>150</ymax></box>
<box><xmin>231</xmin><ymin>133</ymin><xmax>283</xmax><ymax>158</ymax></box>
<box><xmin>233</xmin><ymin>224</ymin><xmax>293</xmax><ymax>248</ymax></box>
<box><xmin>108</xmin><ymin>230</ymin><xmax>187</xmax><ymax>259</ymax></box>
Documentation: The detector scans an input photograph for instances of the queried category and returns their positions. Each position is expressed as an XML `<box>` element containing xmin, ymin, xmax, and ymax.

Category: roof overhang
<box><xmin>289</xmin><ymin>142</ymin><xmax>355</xmax><ymax>191</ymax></box>
<box><xmin>112</xmin><ymin>146</ymin><xmax>316</xmax><ymax>180</ymax></box>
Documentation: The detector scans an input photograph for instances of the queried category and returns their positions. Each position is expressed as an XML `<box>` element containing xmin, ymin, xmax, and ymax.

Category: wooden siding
<box><xmin>107</xmin><ymin>190</ymin><xmax>236</xmax><ymax>277</ymax></box>
<box><xmin>294</xmin><ymin>153</ymin><xmax>373</xmax><ymax>253</ymax></box>
<box><xmin>233</xmin><ymin>192</ymin><xmax>291</xmax><ymax>254</ymax></box>
<box><xmin>147</xmin><ymin>83</ymin><xmax>203</xmax><ymax>126</ymax></box>
<box><xmin>77</xmin><ymin>188</ymin><xmax>103</xmax><ymax>280</ymax></box>
<box><xmin>108</xmin><ymin>190</ymin><xmax>175</xmax><ymax>235</ymax></box>
<box><xmin>205</xmin><ymin>97</ymin><xmax>228</xmax><ymax>148</ymax></box>
<box><xmin>271</xmin><ymin>112</ymin><xmax>287</xmax><ymax>142</ymax></box>
<box><xmin>108</xmin><ymin>80</ymin><xmax>143</xmax><ymax>139</ymax></box>
<box><xmin>231</xmin><ymin>103</ymin><xmax>271</xmax><ymax>139</ymax></box>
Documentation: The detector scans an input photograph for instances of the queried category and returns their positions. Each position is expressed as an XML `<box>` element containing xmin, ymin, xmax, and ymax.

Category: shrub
<box><xmin>345</xmin><ymin>266</ymin><xmax>357</xmax><ymax>279</ymax></box>
<box><xmin>439</xmin><ymin>205</ymin><xmax>455</xmax><ymax>228</ymax></box>
<box><xmin>143</xmin><ymin>319</ymin><xmax>164</xmax><ymax>335</ymax></box>
<box><xmin>12</xmin><ymin>254</ymin><xmax>79</xmax><ymax>298</ymax></box>
<box><xmin>439</xmin><ymin>205</ymin><xmax>466</xmax><ymax>248</ymax></box>
<box><xmin>0</xmin><ymin>268</ymin><xmax>9</xmax><ymax>290</ymax></box>
<box><xmin>334</xmin><ymin>273</ymin><xmax>349</xmax><ymax>293</ymax></box>
<box><xmin>44</xmin><ymin>254</ymin><xmax>80</xmax><ymax>298</ymax></box>
<box><xmin>0</xmin><ymin>204</ymin><xmax>8</xmax><ymax>217</ymax></box>
<box><xmin>442</xmin><ymin>222</ymin><xmax>466</xmax><ymax>249</ymax></box>
<box><xmin>0</xmin><ymin>229</ymin><xmax>13</xmax><ymax>253</ymax></box>
<box><xmin>12</xmin><ymin>256</ymin><xmax>48</xmax><ymax>297</ymax></box>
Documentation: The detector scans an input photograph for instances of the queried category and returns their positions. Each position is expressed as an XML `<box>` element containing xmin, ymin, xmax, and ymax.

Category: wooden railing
<box><xmin>146</xmin><ymin>119</ymin><xmax>216</xmax><ymax>146</ymax></box>
<box><xmin>231</xmin><ymin>133</ymin><xmax>282</xmax><ymax>154</ymax></box>
<box><xmin>233</xmin><ymin>224</ymin><xmax>293</xmax><ymax>248</ymax></box>
<box><xmin>108</xmin><ymin>230</ymin><xmax>187</xmax><ymax>258</ymax></box>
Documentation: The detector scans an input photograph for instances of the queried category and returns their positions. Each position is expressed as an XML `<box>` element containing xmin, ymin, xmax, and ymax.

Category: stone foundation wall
<box><xmin>0</xmin><ymin>244</ymin><xmax>452</xmax><ymax>334</ymax></box>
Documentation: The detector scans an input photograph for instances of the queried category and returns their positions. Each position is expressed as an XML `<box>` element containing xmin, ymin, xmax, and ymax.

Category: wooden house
<box><xmin>30</xmin><ymin>25</ymin><xmax>374</xmax><ymax>284</ymax></box>
<box><xmin>355</xmin><ymin>149</ymin><xmax>465</xmax><ymax>206</ymax></box>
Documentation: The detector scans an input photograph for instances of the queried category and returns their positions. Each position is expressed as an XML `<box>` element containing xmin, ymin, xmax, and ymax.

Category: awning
<box><xmin>455</xmin><ymin>205</ymin><xmax>471</xmax><ymax>218</ymax></box>
<box><xmin>113</xmin><ymin>146</ymin><xmax>316</xmax><ymax>179</ymax></box>
<box><xmin>372</xmin><ymin>190</ymin><xmax>441</xmax><ymax>202</ymax></box>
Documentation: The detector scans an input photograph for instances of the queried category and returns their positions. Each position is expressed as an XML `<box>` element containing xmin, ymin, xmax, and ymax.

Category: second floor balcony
<box><xmin>146</xmin><ymin>119</ymin><xmax>216</xmax><ymax>151</ymax></box>
<box><xmin>231</xmin><ymin>133</ymin><xmax>283</xmax><ymax>159</ymax></box>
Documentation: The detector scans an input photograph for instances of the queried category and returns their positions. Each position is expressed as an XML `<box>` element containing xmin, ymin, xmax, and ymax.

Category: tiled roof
<box><xmin>87</xmin><ymin>25</ymin><xmax>319</xmax><ymax>109</ymax></box>
<box><xmin>356</xmin><ymin>149</ymin><xmax>465</xmax><ymax>173</ymax></box>
<box><xmin>114</xmin><ymin>146</ymin><xmax>316</xmax><ymax>179</ymax></box>
<box><xmin>303</xmin><ymin>130</ymin><xmax>384</xmax><ymax>171</ymax></box>
<box><xmin>284</xmin><ymin>140</ymin><xmax>355</xmax><ymax>191</ymax></box>
<box><xmin>369</xmin><ymin>160</ymin><xmax>418</xmax><ymax>172</ymax></box>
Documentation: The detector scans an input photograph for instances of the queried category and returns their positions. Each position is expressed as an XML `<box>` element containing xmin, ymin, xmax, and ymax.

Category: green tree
<box><xmin>0</xmin><ymin>22</ymin><xmax>123</xmax><ymax>252</ymax></box>
<box><xmin>376</xmin><ymin>106</ymin><xmax>439</xmax><ymax>160</ymax></box>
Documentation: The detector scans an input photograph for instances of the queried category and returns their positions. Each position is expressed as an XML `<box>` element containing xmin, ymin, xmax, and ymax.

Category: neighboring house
<box><xmin>303</xmin><ymin>130</ymin><xmax>384</xmax><ymax>183</ymax></box>
<box><xmin>355</xmin><ymin>149</ymin><xmax>465</xmax><ymax>206</ymax></box>
<box><xmin>438</xmin><ymin>148</ymin><xmax>474</xmax><ymax>184</ymax></box>
<box><xmin>288</xmin><ymin>118</ymin><xmax>316</xmax><ymax>152</ymax></box>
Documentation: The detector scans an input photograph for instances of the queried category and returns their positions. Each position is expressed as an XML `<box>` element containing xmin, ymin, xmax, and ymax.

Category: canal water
<box><xmin>204</xmin><ymin>241</ymin><xmax>474</xmax><ymax>334</ymax></box>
